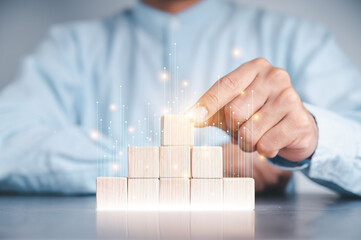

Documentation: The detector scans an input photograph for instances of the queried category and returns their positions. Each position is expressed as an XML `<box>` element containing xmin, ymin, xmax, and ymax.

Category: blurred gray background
<box><xmin>0</xmin><ymin>0</ymin><xmax>360</xmax><ymax>194</ymax></box>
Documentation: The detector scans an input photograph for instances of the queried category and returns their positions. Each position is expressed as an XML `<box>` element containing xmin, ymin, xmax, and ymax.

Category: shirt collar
<box><xmin>131</xmin><ymin>0</ymin><xmax>225</xmax><ymax>39</ymax></box>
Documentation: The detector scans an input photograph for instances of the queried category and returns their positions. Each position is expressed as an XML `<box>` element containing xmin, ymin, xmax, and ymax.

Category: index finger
<box><xmin>187</xmin><ymin>58</ymin><xmax>268</xmax><ymax>122</ymax></box>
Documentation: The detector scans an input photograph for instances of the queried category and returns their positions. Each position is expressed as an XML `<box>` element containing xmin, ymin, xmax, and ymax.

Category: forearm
<box><xmin>0</xmin><ymin>124</ymin><xmax>112</xmax><ymax>194</ymax></box>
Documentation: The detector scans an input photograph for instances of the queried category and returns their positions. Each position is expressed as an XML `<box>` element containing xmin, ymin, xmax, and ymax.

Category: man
<box><xmin>0</xmin><ymin>0</ymin><xmax>360</xmax><ymax>196</ymax></box>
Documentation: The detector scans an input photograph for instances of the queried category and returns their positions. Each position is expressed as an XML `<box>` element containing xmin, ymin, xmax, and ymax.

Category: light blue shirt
<box><xmin>0</xmin><ymin>0</ymin><xmax>361</xmax><ymax>196</ymax></box>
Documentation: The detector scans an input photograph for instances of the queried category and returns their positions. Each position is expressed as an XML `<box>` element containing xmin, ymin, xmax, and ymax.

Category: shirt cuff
<box><xmin>267</xmin><ymin>155</ymin><xmax>310</xmax><ymax>171</ymax></box>
<box><xmin>302</xmin><ymin>103</ymin><xmax>359</xmax><ymax>184</ymax></box>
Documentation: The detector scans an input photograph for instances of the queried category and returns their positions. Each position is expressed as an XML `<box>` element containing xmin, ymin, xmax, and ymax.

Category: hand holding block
<box><xmin>191</xmin><ymin>179</ymin><xmax>223</xmax><ymax>210</ymax></box>
<box><xmin>192</xmin><ymin>146</ymin><xmax>223</xmax><ymax>178</ymax></box>
<box><xmin>161</xmin><ymin>115</ymin><xmax>194</xmax><ymax>146</ymax></box>
<box><xmin>160</xmin><ymin>178</ymin><xmax>190</xmax><ymax>209</ymax></box>
<box><xmin>96</xmin><ymin>177</ymin><xmax>127</xmax><ymax>210</ymax></box>
<box><xmin>223</xmin><ymin>178</ymin><xmax>255</xmax><ymax>210</ymax></box>
<box><xmin>128</xmin><ymin>178</ymin><xmax>159</xmax><ymax>210</ymax></box>
<box><xmin>128</xmin><ymin>147</ymin><xmax>159</xmax><ymax>178</ymax></box>
<box><xmin>160</xmin><ymin>146</ymin><xmax>191</xmax><ymax>178</ymax></box>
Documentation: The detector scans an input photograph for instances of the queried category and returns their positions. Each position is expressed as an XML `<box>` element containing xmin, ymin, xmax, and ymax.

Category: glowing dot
<box><xmin>231</xmin><ymin>47</ymin><xmax>243</xmax><ymax>59</ymax></box>
<box><xmin>109</xmin><ymin>104</ymin><xmax>117</xmax><ymax>111</ymax></box>
<box><xmin>253</xmin><ymin>114</ymin><xmax>260</xmax><ymax>121</ymax></box>
<box><xmin>259</xmin><ymin>155</ymin><xmax>265</xmax><ymax>160</ymax></box>
<box><xmin>240</xmin><ymin>90</ymin><xmax>245</xmax><ymax>96</ymax></box>
<box><xmin>128</xmin><ymin>126</ymin><xmax>135</xmax><ymax>133</ymax></box>
<box><xmin>89</xmin><ymin>130</ymin><xmax>99</xmax><ymax>141</ymax></box>
<box><xmin>181</xmin><ymin>80</ymin><xmax>188</xmax><ymax>87</ymax></box>
<box><xmin>119</xmin><ymin>151</ymin><xmax>123</xmax><ymax>156</ymax></box>
<box><xmin>159</xmin><ymin>70</ymin><xmax>169</xmax><ymax>82</ymax></box>
<box><xmin>163</xmin><ymin>107</ymin><xmax>170</xmax><ymax>114</ymax></box>
<box><xmin>112</xmin><ymin>163</ymin><xmax>120</xmax><ymax>171</ymax></box>
<box><xmin>148</xmin><ymin>137</ymin><xmax>152</xmax><ymax>142</ymax></box>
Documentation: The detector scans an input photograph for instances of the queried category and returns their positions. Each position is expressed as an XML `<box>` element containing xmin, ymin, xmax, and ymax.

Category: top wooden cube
<box><xmin>161</xmin><ymin>115</ymin><xmax>194</xmax><ymax>146</ymax></box>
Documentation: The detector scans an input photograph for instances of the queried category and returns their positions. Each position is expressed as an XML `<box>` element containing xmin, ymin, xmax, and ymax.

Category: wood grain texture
<box><xmin>127</xmin><ymin>178</ymin><xmax>159</xmax><ymax>209</ymax></box>
<box><xmin>223</xmin><ymin>178</ymin><xmax>255</xmax><ymax>210</ymax></box>
<box><xmin>160</xmin><ymin>146</ymin><xmax>191</xmax><ymax>178</ymax></box>
<box><xmin>192</xmin><ymin>146</ymin><xmax>223</xmax><ymax>178</ymax></box>
<box><xmin>96</xmin><ymin>177</ymin><xmax>127</xmax><ymax>210</ymax></box>
<box><xmin>128</xmin><ymin>147</ymin><xmax>159</xmax><ymax>178</ymax></box>
<box><xmin>161</xmin><ymin>115</ymin><xmax>194</xmax><ymax>146</ymax></box>
<box><xmin>190</xmin><ymin>179</ymin><xmax>223</xmax><ymax>210</ymax></box>
<box><xmin>159</xmin><ymin>178</ymin><xmax>190</xmax><ymax>208</ymax></box>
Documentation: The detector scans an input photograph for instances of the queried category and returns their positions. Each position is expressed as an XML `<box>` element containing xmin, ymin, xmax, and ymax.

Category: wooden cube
<box><xmin>127</xmin><ymin>179</ymin><xmax>159</xmax><ymax>210</ymax></box>
<box><xmin>127</xmin><ymin>211</ymin><xmax>160</xmax><ymax>239</ymax></box>
<box><xmin>223</xmin><ymin>178</ymin><xmax>255</xmax><ymax>210</ymax></box>
<box><xmin>128</xmin><ymin>147</ymin><xmax>159</xmax><ymax>178</ymax></box>
<box><xmin>96</xmin><ymin>177</ymin><xmax>127</xmax><ymax>210</ymax></box>
<box><xmin>160</xmin><ymin>146</ymin><xmax>191</xmax><ymax>178</ymax></box>
<box><xmin>159</xmin><ymin>178</ymin><xmax>190</xmax><ymax>209</ymax></box>
<box><xmin>160</xmin><ymin>212</ymin><xmax>190</xmax><ymax>239</ymax></box>
<box><xmin>192</xmin><ymin>146</ymin><xmax>223</xmax><ymax>178</ymax></box>
<box><xmin>161</xmin><ymin>115</ymin><xmax>194</xmax><ymax>146</ymax></box>
<box><xmin>190</xmin><ymin>179</ymin><xmax>223</xmax><ymax>210</ymax></box>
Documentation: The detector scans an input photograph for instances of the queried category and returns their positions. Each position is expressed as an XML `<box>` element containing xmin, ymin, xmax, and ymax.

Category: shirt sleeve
<box><xmin>269</xmin><ymin>20</ymin><xmax>361</xmax><ymax>197</ymax></box>
<box><xmin>0</xmin><ymin>26</ymin><xmax>110</xmax><ymax>194</ymax></box>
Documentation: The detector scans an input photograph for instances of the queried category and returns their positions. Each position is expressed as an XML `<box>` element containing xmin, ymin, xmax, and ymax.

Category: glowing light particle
<box><xmin>109</xmin><ymin>104</ymin><xmax>117</xmax><ymax>111</ymax></box>
<box><xmin>112</xmin><ymin>163</ymin><xmax>120</xmax><ymax>171</ymax></box>
<box><xmin>181</xmin><ymin>80</ymin><xmax>188</xmax><ymax>87</ymax></box>
<box><xmin>231</xmin><ymin>47</ymin><xmax>243</xmax><ymax>59</ymax></box>
<box><xmin>128</xmin><ymin>126</ymin><xmax>135</xmax><ymax>133</ymax></box>
<box><xmin>89</xmin><ymin>130</ymin><xmax>99</xmax><ymax>141</ymax></box>
<box><xmin>159</xmin><ymin>70</ymin><xmax>170</xmax><ymax>82</ymax></box>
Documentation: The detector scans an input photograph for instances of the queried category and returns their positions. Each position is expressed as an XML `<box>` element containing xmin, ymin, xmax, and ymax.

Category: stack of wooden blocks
<box><xmin>96</xmin><ymin>115</ymin><xmax>254</xmax><ymax>210</ymax></box>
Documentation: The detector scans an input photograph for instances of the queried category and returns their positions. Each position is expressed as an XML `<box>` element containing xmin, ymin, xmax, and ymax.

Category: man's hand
<box><xmin>188</xmin><ymin>58</ymin><xmax>318</xmax><ymax>162</ymax></box>
<box><xmin>223</xmin><ymin>143</ymin><xmax>291</xmax><ymax>193</ymax></box>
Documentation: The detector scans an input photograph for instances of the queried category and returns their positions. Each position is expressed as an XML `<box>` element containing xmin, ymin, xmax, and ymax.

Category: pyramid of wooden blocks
<box><xmin>161</xmin><ymin>115</ymin><xmax>194</xmax><ymax>146</ymax></box>
<box><xmin>96</xmin><ymin>114</ymin><xmax>255</xmax><ymax>211</ymax></box>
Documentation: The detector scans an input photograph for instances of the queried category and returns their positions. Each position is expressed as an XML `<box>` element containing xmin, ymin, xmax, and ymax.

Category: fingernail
<box><xmin>187</xmin><ymin>106</ymin><xmax>208</xmax><ymax>122</ymax></box>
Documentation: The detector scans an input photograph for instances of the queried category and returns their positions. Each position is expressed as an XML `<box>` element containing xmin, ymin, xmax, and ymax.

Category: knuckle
<box><xmin>297</xmin><ymin>138</ymin><xmax>312</xmax><ymax>151</ymax></box>
<box><xmin>252</xmin><ymin>57</ymin><xmax>270</xmax><ymax>66</ymax></box>
<box><xmin>280</xmin><ymin>88</ymin><xmax>300</xmax><ymax>105</ymax></box>
<box><xmin>205</xmin><ymin>92</ymin><xmax>221</xmax><ymax>106</ymax></box>
<box><xmin>220</xmin><ymin>75</ymin><xmax>239</xmax><ymax>90</ymax></box>
<box><xmin>257</xmin><ymin>139</ymin><xmax>270</xmax><ymax>154</ymax></box>
<box><xmin>268</xmin><ymin>68</ymin><xmax>291</xmax><ymax>85</ymax></box>
<box><xmin>227</xmin><ymin>104</ymin><xmax>245</xmax><ymax>121</ymax></box>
